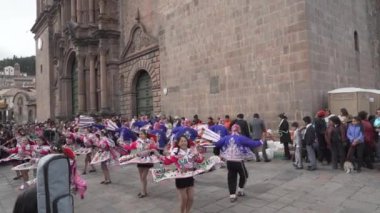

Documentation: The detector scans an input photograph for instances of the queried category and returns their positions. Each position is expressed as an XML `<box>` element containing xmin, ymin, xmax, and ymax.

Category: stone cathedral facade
<box><xmin>32</xmin><ymin>0</ymin><xmax>380</xmax><ymax>127</ymax></box>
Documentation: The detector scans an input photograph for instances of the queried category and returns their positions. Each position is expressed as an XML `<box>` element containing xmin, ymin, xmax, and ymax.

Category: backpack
<box><xmin>37</xmin><ymin>154</ymin><xmax>73</xmax><ymax>213</ymax></box>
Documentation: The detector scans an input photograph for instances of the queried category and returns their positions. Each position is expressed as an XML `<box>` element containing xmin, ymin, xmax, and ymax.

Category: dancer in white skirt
<box><xmin>123</xmin><ymin>130</ymin><xmax>157</xmax><ymax>198</ymax></box>
<box><xmin>0</xmin><ymin>137</ymin><xmax>34</xmax><ymax>190</ymax></box>
<box><xmin>91</xmin><ymin>130</ymin><xmax>118</xmax><ymax>184</ymax></box>
<box><xmin>82</xmin><ymin>128</ymin><xmax>97</xmax><ymax>174</ymax></box>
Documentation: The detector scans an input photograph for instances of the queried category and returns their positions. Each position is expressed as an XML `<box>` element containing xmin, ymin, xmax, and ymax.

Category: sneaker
<box><xmin>229</xmin><ymin>195</ymin><xmax>237</xmax><ymax>203</ymax></box>
<box><xmin>237</xmin><ymin>191</ymin><xmax>245</xmax><ymax>197</ymax></box>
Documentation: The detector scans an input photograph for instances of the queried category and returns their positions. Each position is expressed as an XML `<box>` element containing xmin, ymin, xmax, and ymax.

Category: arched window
<box><xmin>354</xmin><ymin>31</ymin><xmax>359</xmax><ymax>52</ymax></box>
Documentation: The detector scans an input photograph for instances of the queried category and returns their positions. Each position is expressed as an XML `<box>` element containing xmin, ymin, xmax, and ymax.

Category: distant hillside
<box><xmin>0</xmin><ymin>55</ymin><xmax>35</xmax><ymax>76</ymax></box>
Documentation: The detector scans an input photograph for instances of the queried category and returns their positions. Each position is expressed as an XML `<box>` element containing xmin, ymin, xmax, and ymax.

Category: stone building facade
<box><xmin>32</xmin><ymin>0</ymin><xmax>380</xmax><ymax>126</ymax></box>
<box><xmin>0</xmin><ymin>88</ymin><xmax>36</xmax><ymax>124</ymax></box>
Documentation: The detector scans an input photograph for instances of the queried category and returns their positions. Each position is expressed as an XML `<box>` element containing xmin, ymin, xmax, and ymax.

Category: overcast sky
<box><xmin>0</xmin><ymin>0</ymin><xmax>36</xmax><ymax>60</ymax></box>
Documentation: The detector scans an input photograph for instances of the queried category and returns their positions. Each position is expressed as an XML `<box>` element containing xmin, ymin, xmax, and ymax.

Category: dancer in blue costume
<box><xmin>214</xmin><ymin>124</ymin><xmax>262</xmax><ymax>202</ymax></box>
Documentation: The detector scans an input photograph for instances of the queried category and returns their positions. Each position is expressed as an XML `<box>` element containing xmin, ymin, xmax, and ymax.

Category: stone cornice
<box><xmin>31</xmin><ymin>2</ymin><xmax>60</xmax><ymax>34</ymax></box>
<box><xmin>120</xmin><ymin>45</ymin><xmax>159</xmax><ymax>64</ymax></box>
<box><xmin>31</xmin><ymin>11</ymin><xmax>49</xmax><ymax>34</ymax></box>
<box><xmin>92</xmin><ymin>29</ymin><xmax>121</xmax><ymax>39</ymax></box>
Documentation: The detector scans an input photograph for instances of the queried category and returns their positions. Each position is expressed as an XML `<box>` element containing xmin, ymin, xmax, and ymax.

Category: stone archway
<box><xmin>61</xmin><ymin>50</ymin><xmax>77</xmax><ymax>118</ymax></box>
<box><xmin>119</xmin><ymin>21</ymin><xmax>161</xmax><ymax>118</ymax></box>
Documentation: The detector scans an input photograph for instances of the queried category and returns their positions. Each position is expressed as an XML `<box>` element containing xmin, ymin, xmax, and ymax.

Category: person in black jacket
<box><xmin>232</xmin><ymin>114</ymin><xmax>250</xmax><ymax>138</ymax></box>
<box><xmin>303</xmin><ymin>116</ymin><xmax>317</xmax><ymax>171</ymax></box>
<box><xmin>278</xmin><ymin>113</ymin><xmax>291</xmax><ymax>160</ymax></box>
<box><xmin>314</xmin><ymin>110</ymin><xmax>331</xmax><ymax>164</ymax></box>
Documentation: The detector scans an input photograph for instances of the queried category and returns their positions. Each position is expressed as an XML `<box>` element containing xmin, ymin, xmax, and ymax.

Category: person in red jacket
<box><xmin>154</xmin><ymin>135</ymin><xmax>204</xmax><ymax>213</ymax></box>
<box><xmin>358</xmin><ymin>111</ymin><xmax>374</xmax><ymax>169</ymax></box>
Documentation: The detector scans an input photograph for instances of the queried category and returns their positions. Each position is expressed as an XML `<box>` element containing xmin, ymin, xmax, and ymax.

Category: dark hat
<box><xmin>278</xmin><ymin>113</ymin><xmax>287</xmax><ymax>119</ymax></box>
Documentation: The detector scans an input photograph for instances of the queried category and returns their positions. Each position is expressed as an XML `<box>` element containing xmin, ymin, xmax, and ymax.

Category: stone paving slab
<box><xmin>1</xmin><ymin>155</ymin><xmax>380</xmax><ymax>213</ymax></box>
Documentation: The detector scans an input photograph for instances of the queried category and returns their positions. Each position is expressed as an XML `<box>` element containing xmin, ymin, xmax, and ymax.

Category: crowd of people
<box><xmin>2</xmin><ymin>108</ymin><xmax>379</xmax><ymax>213</ymax></box>
<box><xmin>281</xmin><ymin>108</ymin><xmax>380</xmax><ymax>172</ymax></box>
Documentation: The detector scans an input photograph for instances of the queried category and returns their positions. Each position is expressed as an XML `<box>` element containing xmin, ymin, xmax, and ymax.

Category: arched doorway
<box><xmin>135</xmin><ymin>71</ymin><xmax>153</xmax><ymax>116</ymax></box>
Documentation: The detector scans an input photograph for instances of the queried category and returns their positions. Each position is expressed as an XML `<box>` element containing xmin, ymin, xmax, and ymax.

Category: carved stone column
<box><xmin>99</xmin><ymin>46</ymin><xmax>108</xmax><ymax>112</ymax></box>
<box><xmin>89</xmin><ymin>54</ymin><xmax>96</xmax><ymax>113</ymax></box>
<box><xmin>76</xmin><ymin>53</ymin><xmax>86</xmax><ymax>113</ymax></box>
<box><xmin>89</xmin><ymin>0</ymin><xmax>94</xmax><ymax>23</ymax></box>
<box><xmin>99</xmin><ymin>0</ymin><xmax>105</xmax><ymax>15</ymax></box>
<box><xmin>76</xmin><ymin>0</ymin><xmax>82</xmax><ymax>23</ymax></box>
<box><xmin>71</xmin><ymin>0</ymin><xmax>76</xmax><ymax>22</ymax></box>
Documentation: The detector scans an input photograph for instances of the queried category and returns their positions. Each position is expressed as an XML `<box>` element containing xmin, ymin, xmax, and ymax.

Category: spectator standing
<box><xmin>358</xmin><ymin>111</ymin><xmax>374</xmax><ymax>169</ymax></box>
<box><xmin>291</xmin><ymin>122</ymin><xmax>303</xmax><ymax>169</ymax></box>
<box><xmin>325</xmin><ymin>116</ymin><xmax>346</xmax><ymax>170</ymax></box>
<box><xmin>371</xmin><ymin>108</ymin><xmax>380</xmax><ymax>160</ymax></box>
<box><xmin>278</xmin><ymin>113</ymin><xmax>291</xmax><ymax>160</ymax></box>
<box><xmin>192</xmin><ymin>114</ymin><xmax>202</xmax><ymax>125</ymax></box>
<box><xmin>346</xmin><ymin>117</ymin><xmax>365</xmax><ymax>172</ymax></box>
<box><xmin>207</xmin><ymin>117</ymin><xmax>215</xmax><ymax>127</ymax></box>
<box><xmin>339</xmin><ymin>108</ymin><xmax>352</xmax><ymax>125</ymax></box>
<box><xmin>232</xmin><ymin>114</ymin><xmax>250</xmax><ymax>138</ymax></box>
<box><xmin>324</xmin><ymin>109</ymin><xmax>335</xmax><ymax>125</ymax></box>
<box><xmin>249</xmin><ymin>113</ymin><xmax>270</xmax><ymax>162</ymax></box>
<box><xmin>303</xmin><ymin>116</ymin><xmax>317</xmax><ymax>171</ymax></box>
<box><xmin>315</xmin><ymin>110</ymin><xmax>331</xmax><ymax>164</ymax></box>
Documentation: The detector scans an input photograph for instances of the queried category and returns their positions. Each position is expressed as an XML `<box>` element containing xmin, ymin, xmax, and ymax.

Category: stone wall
<box><xmin>35</xmin><ymin>27</ymin><xmax>52</xmax><ymax>122</ymax></box>
<box><xmin>121</xmin><ymin>0</ymin><xmax>311</xmax><ymax>127</ymax></box>
<box><xmin>306</xmin><ymin>0</ymin><xmax>380</xmax><ymax>114</ymax></box>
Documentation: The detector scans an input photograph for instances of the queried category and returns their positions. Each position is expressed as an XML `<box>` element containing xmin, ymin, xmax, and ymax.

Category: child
<box><xmin>346</xmin><ymin>117</ymin><xmax>365</xmax><ymax>172</ymax></box>
<box><xmin>291</xmin><ymin>122</ymin><xmax>303</xmax><ymax>169</ymax></box>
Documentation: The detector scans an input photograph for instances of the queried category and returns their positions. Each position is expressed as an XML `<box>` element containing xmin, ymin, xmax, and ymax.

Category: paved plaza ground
<box><xmin>1</xmin><ymin>155</ymin><xmax>380</xmax><ymax>213</ymax></box>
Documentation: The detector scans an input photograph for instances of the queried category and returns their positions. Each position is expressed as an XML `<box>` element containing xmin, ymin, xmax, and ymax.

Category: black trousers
<box><xmin>283</xmin><ymin>142</ymin><xmax>291</xmax><ymax>159</ymax></box>
<box><xmin>348</xmin><ymin>143</ymin><xmax>365</xmax><ymax>170</ymax></box>
<box><xmin>363</xmin><ymin>143</ymin><xmax>374</xmax><ymax>169</ymax></box>
<box><xmin>317</xmin><ymin>134</ymin><xmax>331</xmax><ymax>163</ymax></box>
<box><xmin>227</xmin><ymin>161</ymin><xmax>248</xmax><ymax>195</ymax></box>
<box><xmin>330</xmin><ymin>141</ymin><xmax>345</xmax><ymax>169</ymax></box>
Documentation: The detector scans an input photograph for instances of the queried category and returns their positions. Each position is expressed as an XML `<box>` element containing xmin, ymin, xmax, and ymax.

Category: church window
<box><xmin>354</xmin><ymin>31</ymin><xmax>359</xmax><ymax>52</ymax></box>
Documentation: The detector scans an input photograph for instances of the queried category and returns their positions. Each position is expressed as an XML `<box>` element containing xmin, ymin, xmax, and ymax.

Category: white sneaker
<box><xmin>229</xmin><ymin>194</ymin><xmax>237</xmax><ymax>202</ymax></box>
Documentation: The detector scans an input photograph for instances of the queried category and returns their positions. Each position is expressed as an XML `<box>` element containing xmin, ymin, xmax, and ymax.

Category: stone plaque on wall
<box><xmin>210</xmin><ymin>76</ymin><xmax>219</xmax><ymax>94</ymax></box>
